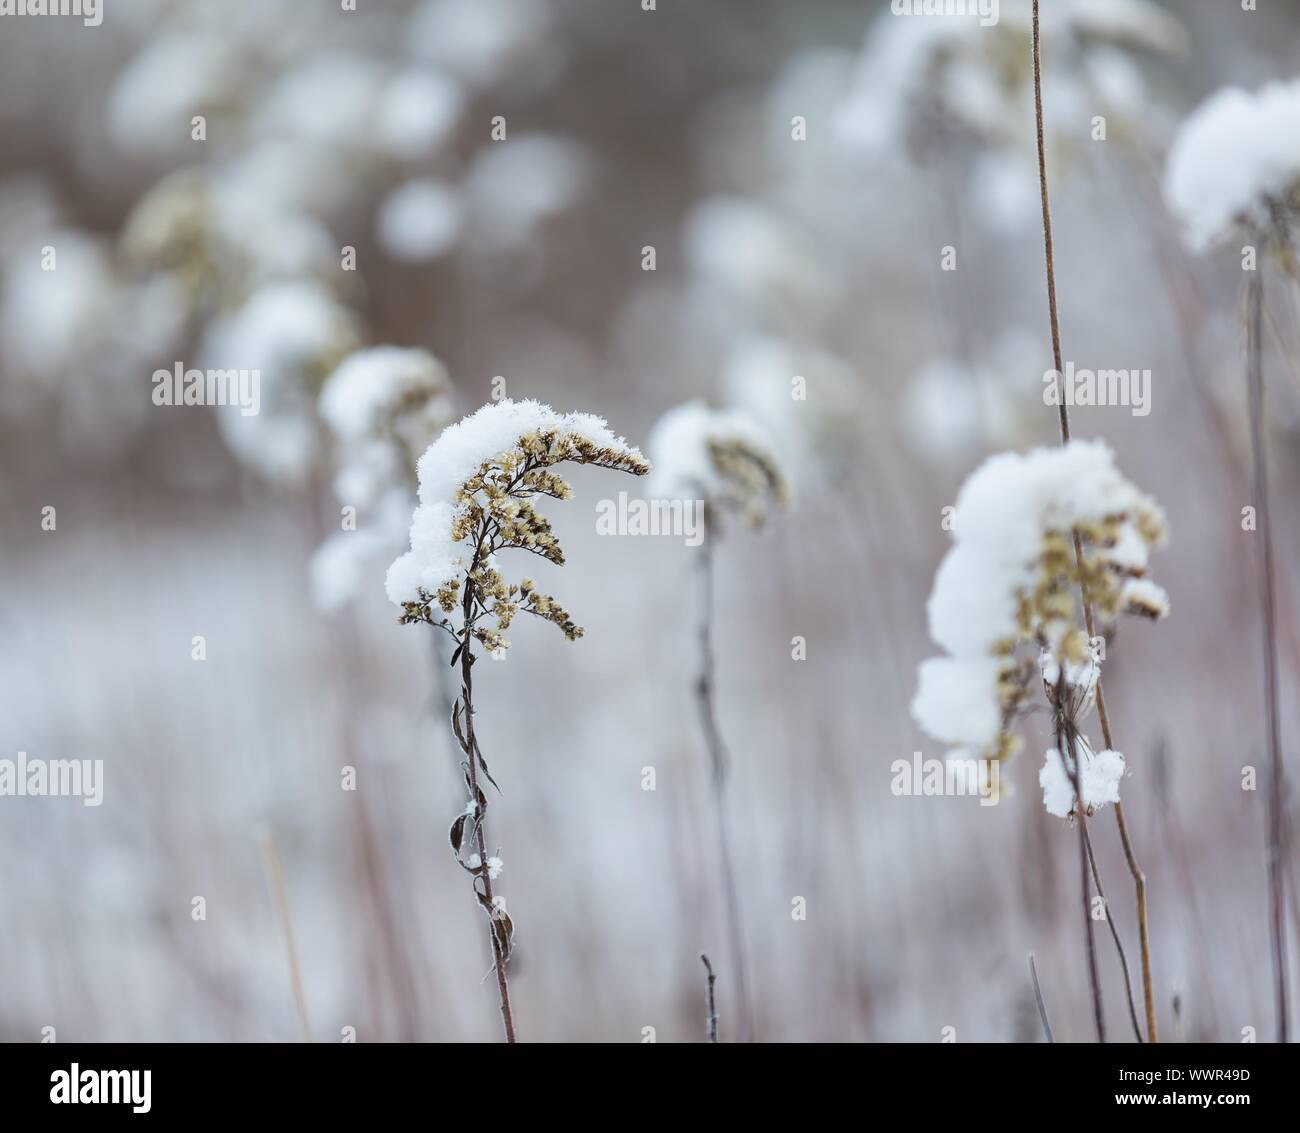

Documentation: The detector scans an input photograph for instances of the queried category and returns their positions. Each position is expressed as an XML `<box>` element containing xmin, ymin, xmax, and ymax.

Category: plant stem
<box><xmin>1028</xmin><ymin>952</ymin><xmax>1055</xmax><ymax>1044</ymax></box>
<box><xmin>1058</xmin><ymin>725</ymin><xmax>1106</xmax><ymax>1041</ymax></box>
<box><xmin>459</xmin><ymin>581</ymin><xmax>517</xmax><ymax>1043</ymax></box>
<box><xmin>1033</xmin><ymin>0</ymin><xmax>1158</xmax><ymax>1042</ymax></box>
<box><xmin>1246</xmin><ymin>267</ymin><xmax>1290</xmax><ymax>1045</ymax></box>
<box><xmin>694</xmin><ymin>533</ymin><xmax>754</xmax><ymax>1042</ymax></box>
<box><xmin>1083</xmin><ymin>817</ymin><xmax>1144</xmax><ymax>1042</ymax></box>
<box><xmin>701</xmin><ymin>953</ymin><xmax>719</xmax><ymax>1043</ymax></box>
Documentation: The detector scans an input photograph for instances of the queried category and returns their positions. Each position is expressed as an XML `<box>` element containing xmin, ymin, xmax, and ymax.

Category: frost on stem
<box><xmin>1041</xmin><ymin>741</ymin><xmax>1126</xmax><ymax>820</ymax></box>
<box><xmin>1164</xmin><ymin>79</ymin><xmax>1300</xmax><ymax>253</ymax></box>
<box><xmin>645</xmin><ymin>399</ymin><xmax>790</xmax><ymax>531</ymax></box>
<box><xmin>312</xmin><ymin>346</ymin><xmax>455</xmax><ymax>611</ymax></box>
<box><xmin>911</xmin><ymin>440</ymin><xmax>1169</xmax><ymax>808</ymax></box>
<box><xmin>387</xmin><ymin>397</ymin><xmax>650</xmax><ymax>651</ymax></box>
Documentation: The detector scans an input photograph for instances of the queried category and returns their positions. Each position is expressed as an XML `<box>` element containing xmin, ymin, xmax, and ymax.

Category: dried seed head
<box><xmin>387</xmin><ymin>400</ymin><xmax>649</xmax><ymax>653</ymax></box>
<box><xmin>913</xmin><ymin>440</ymin><xmax>1168</xmax><ymax>774</ymax></box>
<box><xmin>646</xmin><ymin>399</ymin><xmax>791</xmax><ymax>532</ymax></box>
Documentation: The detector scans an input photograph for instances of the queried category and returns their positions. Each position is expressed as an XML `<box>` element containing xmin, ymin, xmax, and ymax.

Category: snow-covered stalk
<box><xmin>1245</xmin><ymin>268</ymin><xmax>1289</xmax><ymax>1045</ymax></box>
<box><xmin>388</xmin><ymin>399</ymin><xmax>650</xmax><ymax>1042</ymax></box>
<box><xmin>1031</xmin><ymin>0</ymin><xmax>1157</xmax><ymax>1042</ymax></box>
<box><xmin>1164</xmin><ymin>71</ymin><xmax>1300</xmax><ymax>1044</ymax></box>
<box><xmin>647</xmin><ymin>401</ymin><xmax>790</xmax><ymax>1043</ymax></box>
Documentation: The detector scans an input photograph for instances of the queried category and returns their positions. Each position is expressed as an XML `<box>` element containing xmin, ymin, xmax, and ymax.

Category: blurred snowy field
<box><xmin>1</xmin><ymin>0</ymin><xmax>1298</xmax><ymax>1041</ymax></box>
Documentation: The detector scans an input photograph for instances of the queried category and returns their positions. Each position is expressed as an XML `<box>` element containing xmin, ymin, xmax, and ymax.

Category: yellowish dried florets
<box><xmin>409</xmin><ymin>425</ymin><xmax>649</xmax><ymax>651</ymax></box>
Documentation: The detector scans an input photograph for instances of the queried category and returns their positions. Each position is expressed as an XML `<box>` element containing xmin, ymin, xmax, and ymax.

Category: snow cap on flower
<box><xmin>1165</xmin><ymin>80</ymin><xmax>1300</xmax><ymax>251</ymax></box>
<box><xmin>387</xmin><ymin>398</ymin><xmax>649</xmax><ymax>650</ymax></box>
<box><xmin>646</xmin><ymin>399</ymin><xmax>790</xmax><ymax>529</ymax></box>
<box><xmin>912</xmin><ymin>440</ymin><xmax>1168</xmax><ymax>767</ymax></box>
<box><xmin>201</xmin><ymin>280</ymin><xmax>360</xmax><ymax>484</ymax></box>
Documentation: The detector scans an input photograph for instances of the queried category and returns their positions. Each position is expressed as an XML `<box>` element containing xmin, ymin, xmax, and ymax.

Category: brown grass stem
<box><xmin>1033</xmin><ymin>0</ymin><xmax>1158</xmax><ymax>1042</ymax></box>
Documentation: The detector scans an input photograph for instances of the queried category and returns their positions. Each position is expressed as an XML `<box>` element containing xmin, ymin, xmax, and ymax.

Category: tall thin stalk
<box><xmin>456</xmin><ymin>564</ymin><xmax>517</xmax><ymax>1044</ymax></box>
<box><xmin>701</xmin><ymin>953</ymin><xmax>719</xmax><ymax>1043</ymax></box>
<box><xmin>1056</xmin><ymin>696</ymin><xmax>1106</xmax><ymax>1041</ymax></box>
<box><xmin>1032</xmin><ymin>0</ymin><xmax>1159</xmax><ymax>1043</ymax></box>
<box><xmin>1245</xmin><ymin>267</ymin><xmax>1289</xmax><ymax>1044</ymax></box>
<box><xmin>1028</xmin><ymin>952</ymin><xmax>1055</xmax><ymax>1043</ymax></box>
<box><xmin>695</xmin><ymin>532</ymin><xmax>754</xmax><ymax>1043</ymax></box>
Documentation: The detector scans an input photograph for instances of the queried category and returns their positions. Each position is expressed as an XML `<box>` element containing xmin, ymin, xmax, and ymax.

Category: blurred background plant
<box><xmin>1</xmin><ymin>0</ymin><xmax>1297</xmax><ymax>1041</ymax></box>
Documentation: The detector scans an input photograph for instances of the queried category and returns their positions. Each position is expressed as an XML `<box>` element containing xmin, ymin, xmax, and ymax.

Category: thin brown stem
<box><xmin>1058</xmin><ymin>719</ymin><xmax>1105</xmax><ymax>1041</ymax></box>
<box><xmin>1033</xmin><ymin>0</ymin><xmax>1158</xmax><ymax>1042</ymax></box>
<box><xmin>1245</xmin><ymin>267</ymin><xmax>1290</xmax><ymax>1044</ymax></box>
<box><xmin>459</xmin><ymin>572</ymin><xmax>517</xmax><ymax>1044</ymax></box>
<box><xmin>701</xmin><ymin>953</ymin><xmax>719</xmax><ymax>1043</ymax></box>
<box><xmin>1082</xmin><ymin>817</ymin><xmax>1144</xmax><ymax>1042</ymax></box>
<box><xmin>1028</xmin><ymin>952</ymin><xmax>1055</xmax><ymax>1044</ymax></box>
<box><xmin>695</xmin><ymin>533</ymin><xmax>754</xmax><ymax>1042</ymax></box>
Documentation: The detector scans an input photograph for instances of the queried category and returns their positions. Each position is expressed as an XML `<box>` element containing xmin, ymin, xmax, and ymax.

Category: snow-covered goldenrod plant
<box><xmin>645</xmin><ymin>399</ymin><xmax>789</xmax><ymax>1042</ymax></box>
<box><xmin>1165</xmin><ymin>78</ymin><xmax>1298</xmax><ymax>1043</ymax></box>
<box><xmin>912</xmin><ymin>440</ymin><xmax>1168</xmax><ymax>811</ymax></box>
<box><xmin>312</xmin><ymin>346</ymin><xmax>455</xmax><ymax>611</ymax></box>
<box><xmin>1164</xmin><ymin>79</ymin><xmax>1300</xmax><ymax>254</ymax></box>
<box><xmin>387</xmin><ymin>398</ymin><xmax>649</xmax><ymax>1043</ymax></box>
<box><xmin>647</xmin><ymin>399</ymin><xmax>790</xmax><ymax>533</ymax></box>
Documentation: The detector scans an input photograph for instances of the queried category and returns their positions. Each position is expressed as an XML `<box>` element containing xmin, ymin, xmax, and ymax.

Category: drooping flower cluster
<box><xmin>1164</xmin><ymin>79</ymin><xmax>1300</xmax><ymax>252</ymax></box>
<box><xmin>312</xmin><ymin>346</ymin><xmax>456</xmax><ymax>611</ymax></box>
<box><xmin>646</xmin><ymin>400</ymin><xmax>791</xmax><ymax>530</ymax></box>
<box><xmin>912</xmin><ymin>440</ymin><xmax>1168</xmax><ymax>801</ymax></box>
<box><xmin>387</xmin><ymin>398</ymin><xmax>650</xmax><ymax>653</ymax></box>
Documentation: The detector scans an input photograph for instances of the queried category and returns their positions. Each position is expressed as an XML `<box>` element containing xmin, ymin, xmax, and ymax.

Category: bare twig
<box><xmin>1245</xmin><ymin>266</ymin><xmax>1290</xmax><ymax>1044</ymax></box>
<box><xmin>701</xmin><ymin>953</ymin><xmax>719</xmax><ymax>1043</ymax></box>
<box><xmin>1033</xmin><ymin>0</ymin><xmax>1158</xmax><ymax>1042</ymax></box>
<box><xmin>257</xmin><ymin>831</ymin><xmax>314</xmax><ymax>1043</ymax></box>
<box><xmin>1028</xmin><ymin>952</ymin><xmax>1055</xmax><ymax>1044</ymax></box>
<box><xmin>694</xmin><ymin>533</ymin><xmax>755</xmax><ymax>1042</ymax></box>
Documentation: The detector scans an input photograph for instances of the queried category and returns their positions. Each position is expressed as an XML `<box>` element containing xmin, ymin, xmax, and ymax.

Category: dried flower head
<box><xmin>646</xmin><ymin>399</ymin><xmax>790</xmax><ymax>531</ymax></box>
<box><xmin>1164</xmin><ymin>79</ymin><xmax>1300</xmax><ymax>252</ymax></box>
<box><xmin>312</xmin><ymin>346</ymin><xmax>456</xmax><ymax>612</ymax></box>
<box><xmin>387</xmin><ymin>398</ymin><xmax>649</xmax><ymax>652</ymax></box>
<box><xmin>319</xmin><ymin>346</ymin><xmax>456</xmax><ymax>506</ymax></box>
<box><xmin>911</xmin><ymin>440</ymin><xmax>1168</xmax><ymax>797</ymax></box>
<box><xmin>200</xmin><ymin>279</ymin><xmax>360</xmax><ymax>484</ymax></box>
